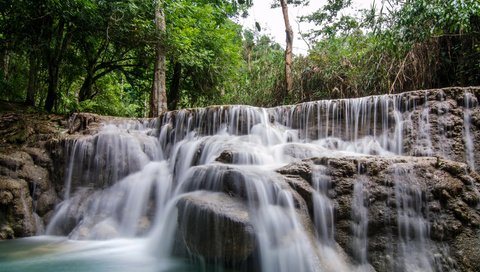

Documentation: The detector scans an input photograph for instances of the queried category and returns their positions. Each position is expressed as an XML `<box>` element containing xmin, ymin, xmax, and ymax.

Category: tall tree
<box><xmin>272</xmin><ymin>0</ymin><xmax>307</xmax><ymax>99</ymax></box>
<box><xmin>279</xmin><ymin>0</ymin><xmax>293</xmax><ymax>97</ymax></box>
<box><xmin>149</xmin><ymin>0</ymin><xmax>168</xmax><ymax>117</ymax></box>
<box><xmin>44</xmin><ymin>16</ymin><xmax>72</xmax><ymax>112</ymax></box>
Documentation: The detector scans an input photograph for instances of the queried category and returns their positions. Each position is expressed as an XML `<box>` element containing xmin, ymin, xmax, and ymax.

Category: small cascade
<box><xmin>19</xmin><ymin>190</ymin><xmax>34</xmax><ymax>234</ymax></box>
<box><xmin>62</xmin><ymin>123</ymin><xmax>161</xmax><ymax>199</ymax></box>
<box><xmin>47</xmin><ymin>123</ymin><xmax>167</xmax><ymax>238</ymax></box>
<box><xmin>351</xmin><ymin>176</ymin><xmax>369</xmax><ymax>267</ymax></box>
<box><xmin>173</xmin><ymin>162</ymin><xmax>320</xmax><ymax>271</ymax></box>
<box><xmin>47</xmin><ymin>161</ymin><xmax>172</xmax><ymax>239</ymax></box>
<box><xmin>463</xmin><ymin>91</ymin><xmax>477</xmax><ymax>170</ymax></box>
<box><xmin>392</xmin><ymin>165</ymin><xmax>433</xmax><ymax>272</ymax></box>
<box><xmin>415</xmin><ymin>95</ymin><xmax>434</xmax><ymax>156</ymax></box>
<box><xmin>311</xmin><ymin>165</ymin><xmax>335</xmax><ymax>245</ymax></box>
<box><xmin>310</xmin><ymin>165</ymin><xmax>352</xmax><ymax>272</ymax></box>
<box><xmin>244</xmin><ymin>171</ymin><xmax>317</xmax><ymax>272</ymax></box>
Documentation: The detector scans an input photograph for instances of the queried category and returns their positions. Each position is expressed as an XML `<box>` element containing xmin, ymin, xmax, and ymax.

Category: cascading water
<box><xmin>351</xmin><ymin>176</ymin><xmax>369</xmax><ymax>268</ymax></box>
<box><xmin>2</xmin><ymin>89</ymin><xmax>479</xmax><ymax>272</ymax></box>
<box><xmin>463</xmin><ymin>91</ymin><xmax>477</xmax><ymax>170</ymax></box>
<box><xmin>392</xmin><ymin>165</ymin><xmax>432</xmax><ymax>272</ymax></box>
<box><xmin>311</xmin><ymin>165</ymin><xmax>335</xmax><ymax>245</ymax></box>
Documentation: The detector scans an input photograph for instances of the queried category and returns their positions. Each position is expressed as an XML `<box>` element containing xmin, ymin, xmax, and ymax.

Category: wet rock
<box><xmin>276</xmin><ymin>160</ymin><xmax>314</xmax><ymax>182</ymax></box>
<box><xmin>0</xmin><ymin>177</ymin><xmax>36</xmax><ymax>238</ymax></box>
<box><xmin>35</xmin><ymin>188</ymin><xmax>58</xmax><ymax>217</ymax></box>
<box><xmin>274</xmin><ymin>155</ymin><xmax>480</xmax><ymax>272</ymax></box>
<box><xmin>0</xmin><ymin>153</ymin><xmax>24</xmax><ymax>171</ymax></box>
<box><xmin>452</xmin><ymin>229</ymin><xmax>480</xmax><ymax>272</ymax></box>
<box><xmin>23</xmin><ymin>147</ymin><xmax>52</xmax><ymax>169</ymax></box>
<box><xmin>283</xmin><ymin>175</ymin><xmax>316</xmax><ymax>215</ymax></box>
<box><xmin>176</xmin><ymin>192</ymin><xmax>255</xmax><ymax>263</ymax></box>
<box><xmin>216</xmin><ymin>150</ymin><xmax>233</xmax><ymax>164</ymax></box>
<box><xmin>68</xmin><ymin>113</ymin><xmax>101</xmax><ymax>134</ymax></box>
<box><xmin>462</xmin><ymin>191</ymin><xmax>480</xmax><ymax>206</ymax></box>
<box><xmin>0</xmin><ymin>151</ymin><xmax>58</xmax><ymax>218</ymax></box>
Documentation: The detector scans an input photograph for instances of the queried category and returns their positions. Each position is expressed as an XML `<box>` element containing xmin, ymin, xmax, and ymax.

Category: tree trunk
<box><xmin>247</xmin><ymin>47</ymin><xmax>252</xmax><ymax>71</ymax></box>
<box><xmin>44</xmin><ymin>63</ymin><xmax>59</xmax><ymax>112</ymax></box>
<box><xmin>78</xmin><ymin>67</ymin><xmax>95</xmax><ymax>102</ymax></box>
<box><xmin>43</xmin><ymin>18</ymin><xmax>71</xmax><ymax>112</ymax></box>
<box><xmin>2</xmin><ymin>48</ymin><xmax>9</xmax><ymax>81</ymax></box>
<box><xmin>168</xmin><ymin>61</ymin><xmax>182</xmax><ymax>110</ymax></box>
<box><xmin>280</xmin><ymin>0</ymin><xmax>294</xmax><ymax>98</ymax></box>
<box><xmin>25</xmin><ymin>53</ymin><xmax>39</xmax><ymax>106</ymax></box>
<box><xmin>149</xmin><ymin>0</ymin><xmax>168</xmax><ymax>117</ymax></box>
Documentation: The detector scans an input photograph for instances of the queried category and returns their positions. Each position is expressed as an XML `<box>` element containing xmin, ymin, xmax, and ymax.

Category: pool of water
<box><xmin>0</xmin><ymin>236</ymin><xmax>196</xmax><ymax>272</ymax></box>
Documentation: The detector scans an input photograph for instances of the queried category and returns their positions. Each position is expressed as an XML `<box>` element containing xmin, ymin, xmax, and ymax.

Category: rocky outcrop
<box><xmin>175</xmin><ymin>152</ymin><xmax>480</xmax><ymax>271</ymax></box>
<box><xmin>0</xmin><ymin>104</ymin><xmax>67</xmax><ymax>238</ymax></box>
<box><xmin>0</xmin><ymin>176</ymin><xmax>36</xmax><ymax>238</ymax></box>
<box><xmin>0</xmin><ymin>149</ymin><xmax>58</xmax><ymax>238</ymax></box>
<box><xmin>176</xmin><ymin>192</ymin><xmax>255</xmax><ymax>263</ymax></box>
<box><xmin>277</xmin><ymin>156</ymin><xmax>480</xmax><ymax>272</ymax></box>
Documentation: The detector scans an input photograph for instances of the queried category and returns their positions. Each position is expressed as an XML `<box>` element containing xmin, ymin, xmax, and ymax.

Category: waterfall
<box><xmin>311</xmin><ymin>165</ymin><xmax>335</xmax><ymax>245</ymax></box>
<box><xmin>464</xmin><ymin>91</ymin><xmax>477</xmax><ymax>170</ymax></box>
<box><xmin>351</xmin><ymin>176</ymin><xmax>368</xmax><ymax>267</ymax></box>
<box><xmin>393</xmin><ymin>165</ymin><xmax>433</xmax><ymax>272</ymax></box>
<box><xmin>38</xmin><ymin>89</ymin><xmax>479</xmax><ymax>272</ymax></box>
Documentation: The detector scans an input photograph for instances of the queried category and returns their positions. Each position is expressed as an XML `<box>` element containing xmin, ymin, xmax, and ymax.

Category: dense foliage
<box><xmin>0</xmin><ymin>0</ymin><xmax>478</xmax><ymax>115</ymax></box>
<box><xmin>296</xmin><ymin>0</ymin><xmax>480</xmax><ymax>101</ymax></box>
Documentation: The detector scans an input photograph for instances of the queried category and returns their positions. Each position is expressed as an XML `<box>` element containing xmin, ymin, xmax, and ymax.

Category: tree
<box><xmin>301</xmin><ymin>0</ymin><xmax>353</xmax><ymax>41</ymax></box>
<box><xmin>0</xmin><ymin>0</ymin><xmax>252</xmax><ymax>115</ymax></box>
<box><xmin>231</xmin><ymin>33</ymin><xmax>284</xmax><ymax>106</ymax></box>
<box><xmin>165</xmin><ymin>0</ymin><xmax>245</xmax><ymax>109</ymax></box>
<box><xmin>279</xmin><ymin>0</ymin><xmax>294</xmax><ymax>97</ymax></box>
<box><xmin>0</xmin><ymin>0</ymin><xmax>41</xmax><ymax>106</ymax></box>
<box><xmin>271</xmin><ymin>0</ymin><xmax>308</xmax><ymax>99</ymax></box>
<box><xmin>149</xmin><ymin>0</ymin><xmax>168</xmax><ymax>117</ymax></box>
<box><xmin>75</xmin><ymin>0</ymin><xmax>154</xmax><ymax>103</ymax></box>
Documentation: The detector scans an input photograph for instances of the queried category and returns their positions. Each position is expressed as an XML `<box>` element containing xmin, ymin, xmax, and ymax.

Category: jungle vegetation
<box><xmin>0</xmin><ymin>0</ymin><xmax>478</xmax><ymax>117</ymax></box>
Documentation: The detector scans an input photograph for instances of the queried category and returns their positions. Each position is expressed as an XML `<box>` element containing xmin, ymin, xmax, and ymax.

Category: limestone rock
<box><xmin>23</xmin><ymin>147</ymin><xmax>52</xmax><ymax>169</ymax></box>
<box><xmin>176</xmin><ymin>192</ymin><xmax>255</xmax><ymax>263</ymax></box>
<box><xmin>276</xmin><ymin>155</ymin><xmax>480</xmax><ymax>271</ymax></box>
<box><xmin>216</xmin><ymin>150</ymin><xmax>233</xmax><ymax>164</ymax></box>
<box><xmin>0</xmin><ymin>177</ymin><xmax>36</xmax><ymax>238</ymax></box>
<box><xmin>452</xmin><ymin>229</ymin><xmax>480</xmax><ymax>272</ymax></box>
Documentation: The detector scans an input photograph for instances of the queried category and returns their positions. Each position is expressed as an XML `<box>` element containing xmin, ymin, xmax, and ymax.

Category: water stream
<box><xmin>1</xmin><ymin>90</ymin><xmax>478</xmax><ymax>271</ymax></box>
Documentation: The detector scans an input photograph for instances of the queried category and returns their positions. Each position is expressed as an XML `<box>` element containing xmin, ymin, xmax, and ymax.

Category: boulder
<box><xmin>176</xmin><ymin>192</ymin><xmax>255</xmax><ymax>264</ymax></box>
<box><xmin>0</xmin><ymin>177</ymin><xmax>36</xmax><ymax>238</ymax></box>
<box><xmin>0</xmin><ymin>151</ymin><xmax>58</xmax><ymax>218</ymax></box>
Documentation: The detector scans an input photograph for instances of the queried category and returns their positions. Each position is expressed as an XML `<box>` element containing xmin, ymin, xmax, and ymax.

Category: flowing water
<box><xmin>1</xmin><ymin>90</ymin><xmax>477</xmax><ymax>271</ymax></box>
<box><xmin>463</xmin><ymin>91</ymin><xmax>477</xmax><ymax>170</ymax></box>
<box><xmin>351</xmin><ymin>176</ymin><xmax>368</xmax><ymax>267</ymax></box>
<box><xmin>392</xmin><ymin>166</ymin><xmax>432</xmax><ymax>272</ymax></box>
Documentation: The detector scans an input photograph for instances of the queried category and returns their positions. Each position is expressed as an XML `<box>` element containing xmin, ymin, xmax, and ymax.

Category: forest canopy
<box><xmin>0</xmin><ymin>0</ymin><xmax>479</xmax><ymax>116</ymax></box>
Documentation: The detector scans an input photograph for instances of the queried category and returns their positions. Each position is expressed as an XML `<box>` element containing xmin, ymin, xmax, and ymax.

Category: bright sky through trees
<box><xmin>240</xmin><ymin>0</ymin><xmax>374</xmax><ymax>54</ymax></box>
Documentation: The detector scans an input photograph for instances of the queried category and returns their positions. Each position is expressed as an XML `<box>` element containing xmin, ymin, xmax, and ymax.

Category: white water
<box><xmin>3</xmin><ymin>90</ymin><xmax>475</xmax><ymax>271</ymax></box>
<box><xmin>351</xmin><ymin>176</ymin><xmax>369</xmax><ymax>266</ymax></box>
<box><xmin>393</xmin><ymin>166</ymin><xmax>433</xmax><ymax>272</ymax></box>
<box><xmin>464</xmin><ymin>92</ymin><xmax>476</xmax><ymax>170</ymax></box>
<box><xmin>311</xmin><ymin>165</ymin><xmax>335</xmax><ymax>245</ymax></box>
